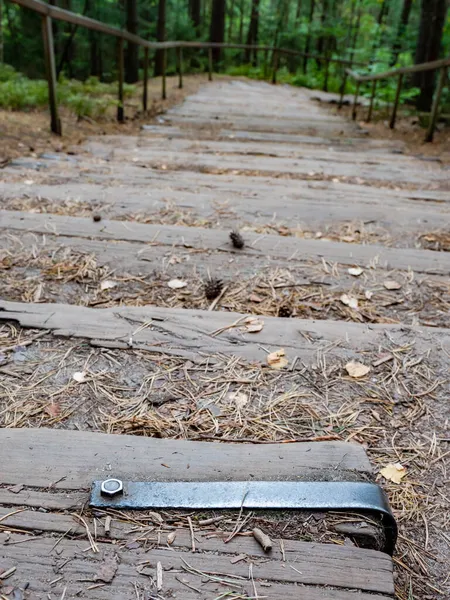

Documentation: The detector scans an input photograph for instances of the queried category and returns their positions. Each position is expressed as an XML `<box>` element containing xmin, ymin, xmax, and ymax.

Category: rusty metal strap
<box><xmin>90</xmin><ymin>480</ymin><xmax>397</xmax><ymax>555</ymax></box>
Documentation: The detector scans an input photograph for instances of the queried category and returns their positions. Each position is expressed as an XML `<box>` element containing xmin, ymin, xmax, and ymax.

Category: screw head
<box><xmin>101</xmin><ymin>478</ymin><xmax>123</xmax><ymax>498</ymax></box>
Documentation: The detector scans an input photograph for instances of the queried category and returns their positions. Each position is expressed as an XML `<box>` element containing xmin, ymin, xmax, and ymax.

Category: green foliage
<box><xmin>0</xmin><ymin>66</ymin><xmax>134</xmax><ymax>118</ymax></box>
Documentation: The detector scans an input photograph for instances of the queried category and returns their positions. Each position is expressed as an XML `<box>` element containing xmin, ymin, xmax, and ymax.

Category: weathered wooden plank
<box><xmin>0</xmin><ymin>428</ymin><xmax>372</xmax><ymax>489</ymax></box>
<box><xmin>141</xmin><ymin>124</ymin><xmax>406</xmax><ymax>149</ymax></box>
<box><xmin>85</xmin><ymin>137</ymin><xmax>420</xmax><ymax>167</ymax></box>
<box><xmin>0</xmin><ymin>534</ymin><xmax>394</xmax><ymax>599</ymax></box>
<box><xmin>1</xmin><ymin>300</ymin><xmax>448</xmax><ymax>363</ymax></box>
<box><xmin>0</xmin><ymin>506</ymin><xmax>384</xmax><ymax>563</ymax></box>
<box><xmin>108</xmin><ymin>147</ymin><xmax>447</xmax><ymax>185</ymax></box>
<box><xmin>1</xmin><ymin>210</ymin><xmax>449</xmax><ymax>274</ymax></box>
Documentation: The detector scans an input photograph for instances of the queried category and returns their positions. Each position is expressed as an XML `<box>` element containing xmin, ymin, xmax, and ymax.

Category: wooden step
<box><xmin>2</xmin><ymin>210</ymin><xmax>448</xmax><ymax>274</ymax></box>
<box><xmin>0</xmin><ymin>428</ymin><xmax>394</xmax><ymax>599</ymax></box>
<box><xmin>1</xmin><ymin>179</ymin><xmax>447</xmax><ymax>243</ymax></box>
<box><xmin>1</xmin><ymin>300</ymin><xmax>448</xmax><ymax>363</ymax></box>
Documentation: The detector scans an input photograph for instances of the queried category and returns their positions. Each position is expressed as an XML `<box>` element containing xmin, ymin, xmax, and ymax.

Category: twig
<box><xmin>252</xmin><ymin>528</ymin><xmax>272</xmax><ymax>552</ymax></box>
<box><xmin>187</xmin><ymin>516</ymin><xmax>196</xmax><ymax>552</ymax></box>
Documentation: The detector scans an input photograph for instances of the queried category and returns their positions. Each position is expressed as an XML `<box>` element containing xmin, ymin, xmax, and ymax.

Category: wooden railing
<box><xmin>9</xmin><ymin>0</ymin><xmax>370</xmax><ymax>135</ymax></box>
<box><xmin>8</xmin><ymin>0</ymin><xmax>449</xmax><ymax>143</ymax></box>
<box><xmin>345</xmin><ymin>57</ymin><xmax>450</xmax><ymax>142</ymax></box>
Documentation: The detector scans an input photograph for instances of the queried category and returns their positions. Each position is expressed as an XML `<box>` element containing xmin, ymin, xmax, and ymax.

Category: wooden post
<box><xmin>338</xmin><ymin>71</ymin><xmax>348</xmax><ymax>109</ymax></box>
<box><xmin>177</xmin><ymin>46</ymin><xmax>183</xmax><ymax>89</ymax></box>
<box><xmin>271</xmin><ymin>49</ymin><xmax>279</xmax><ymax>85</ymax></box>
<box><xmin>208</xmin><ymin>47</ymin><xmax>213</xmax><ymax>81</ymax></box>
<box><xmin>41</xmin><ymin>15</ymin><xmax>61</xmax><ymax>135</ymax></box>
<box><xmin>425</xmin><ymin>67</ymin><xmax>447</xmax><ymax>143</ymax></box>
<box><xmin>162</xmin><ymin>48</ymin><xmax>167</xmax><ymax>100</ymax></box>
<box><xmin>263</xmin><ymin>49</ymin><xmax>269</xmax><ymax>79</ymax></box>
<box><xmin>323</xmin><ymin>57</ymin><xmax>330</xmax><ymax>92</ymax></box>
<box><xmin>143</xmin><ymin>46</ymin><xmax>149</xmax><ymax>112</ymax></box>
<box><xmin>117</xmin><ymin>38</ymin><xmax>125</xmax><ymax>122</ymax></box>
<box><xmin>352</xmin><ymin>80</ymin><xmax>360</xmax><ymax>121</ymax></box>
<box><xmin>366</xmin><ymin>79</ymin><xmax>377</xmax><ymax>122</ymax></box>
<box><xmin>389</xmin><ymin>73</ymin><xmax>403</xmax><ymax>129</ymax></box>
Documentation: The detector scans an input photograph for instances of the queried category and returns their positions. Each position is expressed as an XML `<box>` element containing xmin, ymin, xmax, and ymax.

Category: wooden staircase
<box><xmin>1</xmin><ymin>79</ymin><xmax>449</xmax><ymax>599</ymax></box>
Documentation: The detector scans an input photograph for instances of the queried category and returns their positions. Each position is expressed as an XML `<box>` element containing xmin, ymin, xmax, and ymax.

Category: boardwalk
<box><xmin>0</xmin><ymin>80</ymin><xmax>449</xmax><ymax>599</ymax></box>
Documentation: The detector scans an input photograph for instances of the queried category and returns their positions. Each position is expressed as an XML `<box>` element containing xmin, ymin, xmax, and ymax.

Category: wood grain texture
<box><xmin>0</xmin><ymin>533</ymin><xmax>394</xmax><ymax>599</ymax></box>
<box><xmin>0</xmin><ymin>428</ymin><xmax>372</xmax><ymax>489</ymax></box>
<box><xmin>1</xmin><ymin>300</ymin><xmax>448</xmax><ymax>363</ymax></box>
<box><xmin>1</xmin><ymin>210</ymin><xmax>449</xmax><ymax>274</ymax></box>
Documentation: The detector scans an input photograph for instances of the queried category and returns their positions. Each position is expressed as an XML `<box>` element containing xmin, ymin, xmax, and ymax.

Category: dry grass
<box><xmin>1</xmin><ymin>241</ymin><xmax>449</xmax><ymax>328</ymax></box>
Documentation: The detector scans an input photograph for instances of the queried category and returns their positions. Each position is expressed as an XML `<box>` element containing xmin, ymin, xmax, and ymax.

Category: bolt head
<box><xmin>101</xmin><ymin>478</ymin><xmax>123</xmax><ymax>498</ymax></box>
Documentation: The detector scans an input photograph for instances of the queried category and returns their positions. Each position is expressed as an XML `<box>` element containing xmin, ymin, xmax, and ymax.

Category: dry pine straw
<box><xmin>1</xmin><ymin>241</ymin><xmax>449</xmax><ymax>328</ymax></box>
<box><xmin>0</xmin><ymin>322</ymin><xmax>449</xmax><ymax>599</ymax></box>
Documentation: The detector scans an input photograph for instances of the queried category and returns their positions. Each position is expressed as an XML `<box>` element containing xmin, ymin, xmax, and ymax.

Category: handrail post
<box><xmin>323</xmin><ymin>56</ymin><xmax>330</xmax><ymax>92</ymax></box>
<box><xmin>425</xmin><ymin>66</ymin><xmax>447</xmax><ymax>143</ymax></box>
<box><xmin>352</xmin><ymin>80</ymin><xmax>360</xmax><ymax>121</ymax></box>
<box><xmin>177</xmin><ymin>46</ymin><xmax>183</xmax><ymax>89</ymax></box>
<box><xmin>366</xmin><ymin>79</ymin><xmax>377</xmax><ymax>122</ymax></box>
<box><xmin>42</xmin><ymin>14</ymin><xmax>62</xmax><ymax>135</ymax></box>
<box><xmin>271</xmin><ymin>49</ymin><xmax>279</xmax><ymax>84</ymax></box>
<box><xmin>208</xmin><ymin>47</ymin><xmax>213</xmax><ymax>81</ymax></box>
<box><xmin>338</xmin><ymin>69</ymin><xmax>349</xmax><ymax>109</ymax></box>
<box><xmin>389</xmin><ymin>73</ymin><xmax>403</xmax><ymax>129</ymax></box>
<box><xmin>143</xmin><ymin>46</ymin><xmax>149</xmax><ymax>112</ymax></box>
<box><xmin>263</xmin><ymin>48</ymin><xmax>269</xmax><ymax>79</ymax></box>
<box><xmin>162</xmin><ymin>47</ymin><xmax>167</xmax><ymax>100</ymax></box>
<box><xmin>117</xmin><ymin>38</ymin><xmax>125</xmax><ymax>122</ymax></box>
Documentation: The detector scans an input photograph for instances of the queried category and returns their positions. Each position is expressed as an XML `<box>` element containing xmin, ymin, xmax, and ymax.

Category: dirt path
<box><xmin>1</xmin><ymin>79</ymin><xmax>449</xmax><ymax>600</ymax></box>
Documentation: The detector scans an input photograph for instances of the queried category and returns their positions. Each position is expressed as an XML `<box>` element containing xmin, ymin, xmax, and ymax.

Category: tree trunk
<box><xmin>210</xmin><ymin>0</ymin><xmax>226</xmax><ymax>63</ymax></box>
<box><xmin>245</xmin><ymin>0</ymin><xmax>260</xmax><ymax>63</ymax></box>
<box><xmin>228</xmin><ymin>0</ymin><xmax>235</xmax><ymax>41</ymax></box>
<box><xmin>296</xmin><ymin>0</ymin><xmax>303</xmax><ymax>21</ymax></box>
<box><xmin>303</xmin><ymin>0</ymin><xmax>316</xmax><ymax>72</ymax></box>
<box><xmin>414</xmin><ymin>0</ymin><xmax>448</xmax><ymax>111</ymax></box>
<box><xmin>154</xmin><ymin>0</ymin><xmax>166</xmax><ymax>76</ymax></box>
<box><xmin>391</xmin><ymin>0</ymin><xmax>413</xmax><ymax>65</ymax></box>
<box><xmin>238</xmin><ymin>0</ymin><xmax>245</xmax><ymax>43</ymax></box>
<box><xmin>0</xmin><ymin>0</ymin><xmax>4</xmax><ymax>64</ymax></box>
<box><xmin>189</xmin><ymin>0</ymin><xmax>201</xmax><ymax>31</ymax></box>
<box><xmin>125</xmin><ymin>0</ymin><xmax>139</xmax><ymax>83</ymax></box>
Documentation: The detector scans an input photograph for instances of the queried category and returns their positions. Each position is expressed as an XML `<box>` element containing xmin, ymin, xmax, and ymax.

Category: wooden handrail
<box><xmin>9</xmin><ymin>0</ymin><xmax>447</xmax><ymax>142</ymax></box>
<box><xmin>344</xmin><ymin>58</ymin><xmax>449</xmax><ymax>142</ymax></box>
<box><xmin>346</xmin><ymin>57</ymin><xmax>450</xmax><ymax>82</ymax></box>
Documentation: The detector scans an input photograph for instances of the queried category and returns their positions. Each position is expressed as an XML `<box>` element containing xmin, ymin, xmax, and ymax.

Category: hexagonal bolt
<box><xmin>101</xmin><ymin>478</ymin><xmax>124</xmax><ymax>498</ymax></box>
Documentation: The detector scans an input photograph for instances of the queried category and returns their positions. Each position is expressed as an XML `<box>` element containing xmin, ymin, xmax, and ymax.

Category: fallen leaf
<box><xmin>340</xmin><ymin>294</ymin><xmax>359</xmax><ymax>309</ymax></box>
<box><xmin>348</xmin><ymin>267</ymin><xmax>363</xmax><ymax>277</ymax></box>
<box><xmin>345</xmin><ymin>361</ymin><xmax>370</xmax><ymax>378</ymax></box>
<box><xmin>365</xmin><ymin>290</ymin><xmax>374</xmax><ymax>300</ymax></box>
<box><xmin>93</xmin><ymin>554</ymin><xmax>119</xmax><ymax>583</ymax></box>
<box><xmin>227</xmin><ymin>391</ymin><xmax>248</xmax><ymax>409</ymax></box>
<box><xmin>100</xmin><ymin>280</ymin><xmax>117</xmax><ymax>291</ymax></box>
<box><xmin>240</xmin><ymin>316</ymin><xmax>264</xmax><ymax>333</ymax></box>
<box><xmin>73</xmin><ymin>371</ymin><xmax>87</xmax><ymax>383</ymax></box>
<box><xmin>249</xmin><ymin>293</ymin><xmax>264</xmax><ymax>303</ymax></box>
<box><xmin>267</xmin><ymin>349</ymin><xmax>289</xmax><ymax>370</ymax></box>
<box><xmin>380</xmin><ymin>463</ymin><xmax>406</xmax><ymax>484</ymax></box>
<box><xmin>45</xmin><ymin>402</ymin><xmax>61</xmax><ymax>418</ymax></box>
<box><xmin>383</xmin><ymin>280</ymin><xmax>402</xmax><ymax>291</ymax></box>
<box><xmin>167</xmin><ymin>531</ymin><xmax>177</xmax><ymax>545</ymax></box>
<box><xmin>168</xmin><ymin>279</ymin><xmax>187</xmax><ymax>289</ymax></box>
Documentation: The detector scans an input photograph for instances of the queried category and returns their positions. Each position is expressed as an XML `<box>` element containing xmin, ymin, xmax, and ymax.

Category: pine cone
<box><xmin>204</xmin><ymin>278</ymin><xmax>223</xmax><ymax>300</ymax></box>
<box><xmin>230</xmin><ymin>230</ymin><xmax>245</xmax><ymax>249</ymax></box>
<box><xmin>278</xmin><ymin>305</ymin><xmax>293</xmax><ymax>318</ymax></box>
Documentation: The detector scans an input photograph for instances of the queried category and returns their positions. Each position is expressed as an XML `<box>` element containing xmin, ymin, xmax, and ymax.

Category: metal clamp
<box><xmin>90</xmin><ymin>480</ymin><xmax>397</xmax><ymax>555</ymax></box>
